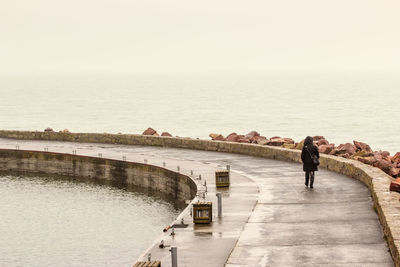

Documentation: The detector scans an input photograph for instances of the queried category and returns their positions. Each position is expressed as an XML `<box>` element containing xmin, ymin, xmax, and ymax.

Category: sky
<box><xmin>1</xmin><ymin>0</ymin><xmax>399</xmax><ymax>73</ymax></box>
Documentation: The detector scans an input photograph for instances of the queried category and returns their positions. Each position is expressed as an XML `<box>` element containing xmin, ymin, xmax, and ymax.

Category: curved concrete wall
<box><xmin>0</xmin><ymin>149</ymin><xmax>197</xmax><ymax>204</ymax></box>
<box><xmin>0</xmin><ymin>130</ymin><xmax>399</xmax><ymax>266</ymax></box>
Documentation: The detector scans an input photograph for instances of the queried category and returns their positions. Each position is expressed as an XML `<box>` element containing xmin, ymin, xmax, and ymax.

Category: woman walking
<box><xmin>301</xmin><ymin>136</ymin><xmax>320</xmax><ymax>188</ymax></box>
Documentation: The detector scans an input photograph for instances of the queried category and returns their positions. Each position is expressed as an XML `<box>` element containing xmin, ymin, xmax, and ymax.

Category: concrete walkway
<box><xmin>0</xmin><ymin>138</ymin><xmax>393</xmax><ymax>267</ymax></box>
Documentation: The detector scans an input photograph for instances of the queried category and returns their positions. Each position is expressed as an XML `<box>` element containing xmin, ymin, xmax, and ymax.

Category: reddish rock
<box><xmin>210</xmin><ymin>134</ymin><xmax>225</xmax><ymax>141</ymax></box>
<box><xmin>390</xmin><ymin>178</ymin><xmax>400</xmax><ymax>192</ymax></box>
<box><xmin>389</xmin><ymin>168</ymin><xmax>400</xmax><ymax>178</ymax></box>
<box><xmin>312</xmin><ymin>136</ymin><xmax>325</xmax><ymax>141</ymax></box>
<box><xmin>245</xmin><ymin>131</ymin><xmax>260</xmax><ymax>139</ymax></box>
<box><xmin>252</xmin><ymin>135</ymin><xmax>267</xmax><ymax>144</ymax></box>
<box><xmin>392</xmin><ymin>152</ymin><xmax>400</xmax><ymax>164</ymax></box>
<box><xmin>270</xmin><ymin>136</ymin><xmax>281</xmax><ymax>140</ymax></box>
<box><xmin>283</xmin><ymin>138</ymin><xmax>295</xmax><ymax>144</ymax></box>
<box><xmin>143</xmin><ymin>128</ymin><xmax>157</xmax><ymax>135</ymax></box>
<box><xmin>317</xmin><ymin>139</ymin><xmax>329</xmax><ymax>146</ymax></box>
<box><xmin>353</xmin><ymin>140</ymin><xmax>372</xmax><ymax>152</ymax></box>
<box><xmin>357</xmin><ymin>156</ymin><xmax>377</xmax><ymax>166</ymax></box>
<box><xmin>319</xmin><ymin>144</ymin><xmax>335</xmax><ymax>154</ymax></box>
<box><xmin>336</xmin><ymin>143</ymin><xmax>356</xmax><ymax>156</ymax></box>
<box><xmin>269</xmin><ymin>138</ymin><xmax>285</xmax><ymax>146</ymax></box>
<box><xmin>44</xmin><ymin>127</ymin><xmax>54</xmax><ymax>132</ymax></box>
<box><xmin>226</xmin><ymin>133</ymin><xmax>240</xmax><ymax>142</ymax></box>
<box><xmin>256</xmin><ymin>138</ymin><xmax>270</xmax><ymax>145</ymax></box>
<box><xmin>373</xmin><ymin>159</ymin><xmax>394</xmax><ymax>174</ymax></box>
<box><xmin>237</xmin><ymin>137</ymin><xmax>250</xmax><ymax>143</ymax></box>
<box><xmin>161</xmin><ymin>132</ymin><xmax>172</xmax><ymax>137</ymax></box>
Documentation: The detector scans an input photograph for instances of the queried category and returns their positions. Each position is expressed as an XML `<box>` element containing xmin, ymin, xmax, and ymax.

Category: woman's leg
<box><xmin>310</xmin><ymin>171</ymin><xmax>315</xmax><ymax>188</ymax></box>
<box><xmin>305</xmin><ymin>171</ymin><xmax>310</xmax><ymax>187</ymax></box>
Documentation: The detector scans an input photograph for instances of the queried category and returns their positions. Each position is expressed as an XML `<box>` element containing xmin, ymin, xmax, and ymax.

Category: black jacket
<box><xmin>301</xmin><ymin>144</ymin><xmax>320</xmax><ymax>172</ymax></box>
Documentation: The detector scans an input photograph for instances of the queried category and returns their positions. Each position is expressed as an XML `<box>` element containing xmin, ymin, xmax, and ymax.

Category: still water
<box><xmin>0</xmin><ymin>174</ymin><xmax>180</xmax><ymax>267</ymax></box>
<box><xmin>0</xmin><ymin>72</ymin><xmax>399</xmax><ymax>153</ymax></box>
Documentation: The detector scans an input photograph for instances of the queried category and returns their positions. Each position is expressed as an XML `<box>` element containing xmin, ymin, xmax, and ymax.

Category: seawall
<box><xmin>0</xmin><ymin>130</ymin><xmax>399</xmax><ymax>266</ymax></box>
<box><xmin>0</xmin><ymin>148</ymin><xmax>197</xmax><ymax>204</ymax></box>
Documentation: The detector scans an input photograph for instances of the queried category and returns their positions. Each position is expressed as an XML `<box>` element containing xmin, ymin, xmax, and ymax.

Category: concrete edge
<box><xmin>0</xmin><ymin>130</ymin><xmax>399</xmax><ymax>266</ymax></box>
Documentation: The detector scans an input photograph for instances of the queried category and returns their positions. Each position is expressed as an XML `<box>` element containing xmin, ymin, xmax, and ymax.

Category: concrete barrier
<box><xmin>0</xmin><ymin>149</ymin><xmax>197</xmax><ymax>205</ymax></box>
<box><xmin>0</xmin><ymin>130</ymin><xmax>399</xmax><ymax>266</ymax></box>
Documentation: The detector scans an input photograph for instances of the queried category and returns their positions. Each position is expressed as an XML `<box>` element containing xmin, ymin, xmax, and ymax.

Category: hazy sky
<box><xmin>1</xmin><ymin>0</ymin><xmax>399</xmax><ymax>73</ymax></box>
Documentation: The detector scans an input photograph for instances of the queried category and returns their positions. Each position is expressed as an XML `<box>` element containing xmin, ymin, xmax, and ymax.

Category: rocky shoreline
<box><xmin>142</xmin><ymin>127</ymin><xmax>400</xmax><ymax>179</ymax></box>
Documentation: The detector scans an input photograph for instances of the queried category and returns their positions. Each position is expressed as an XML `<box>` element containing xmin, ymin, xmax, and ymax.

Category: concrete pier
<box><xmin>0</xmin><ymin>137</ymin><xmax>394</xmax><ymax>267</ymax></box>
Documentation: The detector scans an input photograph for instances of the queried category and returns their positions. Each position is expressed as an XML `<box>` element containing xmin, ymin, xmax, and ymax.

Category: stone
<box><xmin>44</xmin><ymin>127</ymin><xmax>54</xmax><ymax>132</ymax></box>
<box><xmin>245</xmin><ymin>131</ymin><xmax>260</xmax><ymax>139</ymax></box>
<box><xmin>268</xmin><ymin>138</ymin><xmax>285</xmax><ymax>146</ymax></box>
<box><xmin>389</xmin><ymin>168</ymin><xmax>400</xmax><ymax>178</ymax></box>
<box><xmin>317</xmin><ymin>139</ymin><xmax>329</xmax><ymax>146</ymax></box>
<box><xmin>283</xmin><ymin>138</ymin><xmax>295</xmax><ymax>144</ymax></box>
<box><xmin>226</xmin><ymin>133</ymin><xmax>240</xmax><ymax>142</ymax></box>
<box><xmin>282</xmin><ymin>143</ymin><xmax>296</xmax><ymax>149</ymax></box>
<box><xmin>336</xmin><ymin>143</ymin><xmax>356</xmax><ymax>156</ymax></box>
<box><xmin>237</xmin><ymin>137</ymin><xmax>250</xmax><ymax>143</ymax></box>
<box><xmin>373</xmin><ymin>159</ymin><xmax>394</xmax><ymax>174</ymax></box>
<box><xmin>60</xmin><ymin>129</ymin><xmax>70</xmax><ymax>133</ymax></box>
<box><xmin>212</xmin><ymin>134</ymin><xmax>225</xmax><ymax>141</ymax></box>
<box><xmin>357</xmin><ymin>156</ymin><xmax>377</xmax><ymax>166</ymax></box>
<box><xmin>392</xmin><ymin>152</ymin><xmax>400</xmax><ymax>164</ymax></box>
<box><xmin>312</xmin><ymin>136</ymin><xmax>325</xmax><ymax>141</ymax></box>
<box><xmin>390</xmin><ymin>178</ymin><xmax>400</xmax><ymax>193</ymax></box>
<box><xmin>161</xmin><ymin>132</ymin><xmax>172</xmax><ymax>137</ymax></box>
<box><xmin>353</xmin><ymin>140</ymin><xmax>372</xmax><ymax>152</ymax></box>
<box><xmin>295</xmin><ymin>139</ymin><xmax>305</xmax><ymax>150</ymax></box>
<box><xmin>209</xmin><ymin>133</ymin><xmax>220</xmax><ymax>139</ymax></box>
<box><xmin>143</xmin><ymin>128</ymin><xmax>157</xmax><ymax>135</ymax></box>
<box><xmin>352</xmin><ymin>150</ymin><xmax>373</xmax><ymax>158</ymax></box>
<box><xmin>319</xmin><ymin>144</ymin><xmax>335</xmax><ymax>154</ymax></box>
<box><xmin>256</xmin><ymin>138</ymin><xmax>270</xmax><ymax>145</ymax></box>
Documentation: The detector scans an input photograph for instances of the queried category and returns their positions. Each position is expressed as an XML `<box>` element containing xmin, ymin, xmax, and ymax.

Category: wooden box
<box><xmin>215</xmin><ymin>170</ymin><xmax>230</xmax><ymax>188</ymax></box>
<box><xmin>193</xmin><ymin>201</ymin><xmax>212</xmax><ymax>224</ymax></box>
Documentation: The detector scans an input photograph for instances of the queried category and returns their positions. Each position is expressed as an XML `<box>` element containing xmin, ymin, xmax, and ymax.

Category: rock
<box><xmin>245</xmin><ymin>131</ymin><xmax>260</xmax><ymax>139</ymax></box>
<box><xmin>256</xmin><ymin>138</ymin><xmax>270</xmax><ymax>145</ymax></box>
<box><xmin>143</xmin><ymin>128</ymin><xmax>157</xmax><ymax>135</ymax></box>
<box><xmin>283</xmin><ymin>138</ymin><xmax>295</xmax><ymax>144</ymax></box>
<box><xmin>61</xmin><ymin>129</ymin><xmax>70</xmax><ymax>133</ymax></box>
<box><xmin>295</xmin><ymin>139</ymin><xmax>305</xmax><ymax>150</ymax></box>
<box><xmin>153</xmin><ymin>133</ymin><xmax>160</xmax><ymax>136</ymax></box>
<box><xmin>161</xmin><ymin>132</ymin><xmax>172</xmax><ymax>137</ymax></box>
<box><xmin>373</xmin><ymin>159</ymin><xmax>394</xmax><ymax>174</ymax></box>
<box><xmin>283</xmin><ymin>143</ymin><xmax>296</xmax><ymax>149</ymax></box>
<box><xmin>392</xmin><ymin>152</ymin><xmax>400</xmax><ymax>163</ymax></box>
<box><xmin>237</xmin><ymin>137</ymin><xmax>250</xmax><ymax>143</ymax></box>
<box><xmin>226</xmin><ymin>133</ymin><xmax>240</xmax><ymax>142</ymax></box>
<box><xmin>390</xmin><ymin>178</ymin><xmax>400</xmax><ymax>193</ymax></box>
<box><xmin>317</xmin><ymin>139</ymin><xmax>329</xmax><ymax>146</ymax></box>
<box><xmin>268</xmin><ymin>138</ymin><xmax>285</xmax><ymax>146</ymax></box>
<box><xmin>352</xmin><ymin>150</ymin><xmax>373</xmax><ymax>158</ymax></box>
<box><xmin>357</xmin><ymin>156</ymin><xmax>377</xmax><ymax>166</ymax></box>
<box><xmin>209</xmin><ymin>133</ymin><xmax>220</xmax><ymax>139</ymax></box>
<box><xmin>319</xmin><ymin>144</ymin><xmax>335</xmax><ymax>154</ymax></box>
<box><xmin>336</xmin><ymin>143</ymin><xmax>356</xmax><ymax>156</ymax></box>
<box><xmin>270</xmin><ymin>136</ymin><xmax>281</xmax><ymax>140</ymax></box>
<box><xmin>212</xmin><ymin>134</ymin><xmax>225</xmax><ymax>141</ymax></box>
<box><xmin>44</xmin><ymin>127</ymin><xmax>54</xmax><ymax>132</ymax></box>
<box><xmin>389</xmin><ymin>168</ymin><xmax>400</xmax><ymax>177</ymax></box>
<box><xmin>313</xmin><ymin>136</ymin><xmax>325</xmax><ymax>141</ymax></box>
<box><xmin>353</xmin><ymin>140</ymin><xmax>372</xmax><ymax>152</ymax></box>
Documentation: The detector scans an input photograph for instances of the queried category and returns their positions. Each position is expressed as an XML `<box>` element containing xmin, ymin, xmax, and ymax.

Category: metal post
<box><xmin>190</xmin><ymin>170</ymin><xmax>193</xmax><ymax>176</ymax></box>
<box><xmin>216</xmin><ymin>192</ymin><xmax>222</xmax><ymax>217</ymax></box>
<box><xmin>199</xmin><ymin>174</ymin><xmax>201</xmax><ymax>180</ymax></box>
<box><xmin>177</xmin><ymin>165</ymin><xmax>180</xmax><ymax>172</ymax></box>
<box><xmin>170</xmin><ymin>247</ymin><xmax>178</xmax><ymax>267</ymax></box>
<box><xmin>148</xmin><ymin>253</ymin><xmax>151</xmax><ymax>261</ymax></box>
<box><xmin>226</xmin><ymin>164</ymin><xmax>230</xmax><ymax>171</ymax></box>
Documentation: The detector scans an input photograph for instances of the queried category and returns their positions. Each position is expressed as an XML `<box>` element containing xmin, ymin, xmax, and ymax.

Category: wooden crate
<box><xmin>215</xmin><ymin>170</ymin><xmax>230</xmax><ymax>188</ymax></box>
<box><xmin>132</xmin><ymin>261</ymin><xmax>161</xmax><ymax>267</ymax></box>
<box><xmin>193</xmin><ymin>201</ymin><xmax>212</xmax><ymax>224</ymax></box>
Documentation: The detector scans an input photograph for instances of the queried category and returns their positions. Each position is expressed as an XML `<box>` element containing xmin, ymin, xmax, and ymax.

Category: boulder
<box><xmin>61</xmin><ymin>129</ymin><xmax>70</xmax><ymax>133</ymax></box>
<box><xmin>319</xmin><ymin>144</ymin><xmax>335</xmax><ymax>154</ymax></box>
<box><xmin>336</xmin><ymin>143</ymin><xmax>356</xmax><ymax>156</ymax></box>
<box><xmin>353</xmin><ymin>140</ymin><xmax>372</xmax><ymax>152</ymax></box>
<box><xmin>389</xmin><ymin>168</ymin><xmax>400</xmax><ymax>178</ymax></box>
<box><xmin>237</xmin><ymin>137</ymin><xmax>250</xmax><ymax>143</ymax></box>
<box><xmin>373</xmin><ymin>159</ymin><xmax>394</xmax><ymax>174</ymax></box>
<box><xmin>209</xmin><ymin>133</ymin><xmax>220</xmax><ymax>139</ymax></box>
<box><xmin>296</xmin><ymin>139</ymin><xmax>305</xmax><ymax>150</ymax></box>
<box><xmin>317</xmin><ymin>139</ymin><xmax>329</xmax><ymax>146</ymax></box>
<box><xmin>256</xmin><ymin>138</ymin><xmax>270</xmax><ymax>145</ymax></box>
<box><xmin>392</xmin><ymin>152</ymin><xmax>400</xmax><ymax>164</ymax></box>
<box><xmin>312</xmin><ymin>136</ymin><xmax>325</xmax><ymax>141</ymax></box>
<box><xmin>283</xmin><ymin>143</ymin><xmax>296</xmax><ymax>149</ymax></box>
<box><xmin>143</xmin><ymin>128</ymin><xmax>157</xmax><ymax>135</ymax></box>
<box><xmin>161</xmin><ymin>132</ymin><xmax>172</xmax><ymax>137</ymax></box>
<box><xmin>245</xmin><ymin>131</ymin><xmax>260</xmax><ymax>139</ymax></box>
<box><xmin>357</xmin><ymin>156</ymin><xmax>377</xmax><ymax>166</ymax></box>
<box><xmin>283</xmin><ymin>138</ymin><xmax>295</xmax><ymax>144</ymax></box>
<box><xmin>390</xmin><ymin>178</ymin><xmax>400</xmax><ymax>192</ymax></box>
<box><xmin>268</xmin><ymin>138</ymin><xmax>285</xmax><ymax>146</ymax></box>
<box><xmin>44</xmin><ymin>127</ymin><xmax>54</xmax><ymax>132</ymax></box>
<box><xmin>210</xmin><ymin>134</ymin><xmax>225</xmax><ymax>141</ymax></box>
<box><xmin>226</xmin><ymin>133</ymin><xmax>240</xmax><ymax>142</ymax></box>
<box><xmin>352</xmin><ymin>150</ymin><xmax>373</xmax><ymax>158</ymax></box>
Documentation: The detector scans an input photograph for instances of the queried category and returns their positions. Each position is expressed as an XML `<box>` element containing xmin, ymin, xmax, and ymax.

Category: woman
<box><xmin>301</xmin><ymin>136</ymin><xmax>320</xmax><ymax>188</ymax></box>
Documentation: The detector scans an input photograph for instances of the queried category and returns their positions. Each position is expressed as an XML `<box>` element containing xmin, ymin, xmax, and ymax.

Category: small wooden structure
<box><xmin>193</xmin><ymin>201</ymin><xmax>212</xmax><ymax>224</ymax></box>
<box><xmin>215</xmin><ymin>170</ymin><xmax>230</xmax><ymax>188</ymax></box>
<box><xmin>132</xmin><ymin>261</ymin><xmax>161</xmax><ymax>267</ymax></box>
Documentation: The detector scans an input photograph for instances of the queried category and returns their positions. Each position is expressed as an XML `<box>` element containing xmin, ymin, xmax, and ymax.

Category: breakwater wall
<box><xmin>0</xmin><ymin>148</ymin><xmax>197</xmax><ymax>204</ymax></box>
<box><xmin>0</xmin><ymin>130</ymin><xmax>399</xmax><ymax>266</ymax></box>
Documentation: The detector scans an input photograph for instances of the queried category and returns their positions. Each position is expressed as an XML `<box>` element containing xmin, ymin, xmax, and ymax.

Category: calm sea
<box><xmin>0</xmin><ymin>72</ymin><xmax>398</xmax><ymax>153</ymax></box>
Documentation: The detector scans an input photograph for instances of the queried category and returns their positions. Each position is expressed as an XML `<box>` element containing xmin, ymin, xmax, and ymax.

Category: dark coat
<box><xmin>301</xmin><ymin>144</ymin><xmax>320</xmax><ymax>172</ymax></box>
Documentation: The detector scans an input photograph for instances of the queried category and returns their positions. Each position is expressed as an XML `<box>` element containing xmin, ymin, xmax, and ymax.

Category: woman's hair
<box><xmin>304</xmin><ymin>136</ymin><xmax>313</xmax><ymax>146</ymax></box>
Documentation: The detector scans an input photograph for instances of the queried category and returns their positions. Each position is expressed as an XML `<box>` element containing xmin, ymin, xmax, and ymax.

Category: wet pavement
<box><xmin>0</xmin><ymin>138</ymin><xmax>393</xmax><ymax>267</ymax></box>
